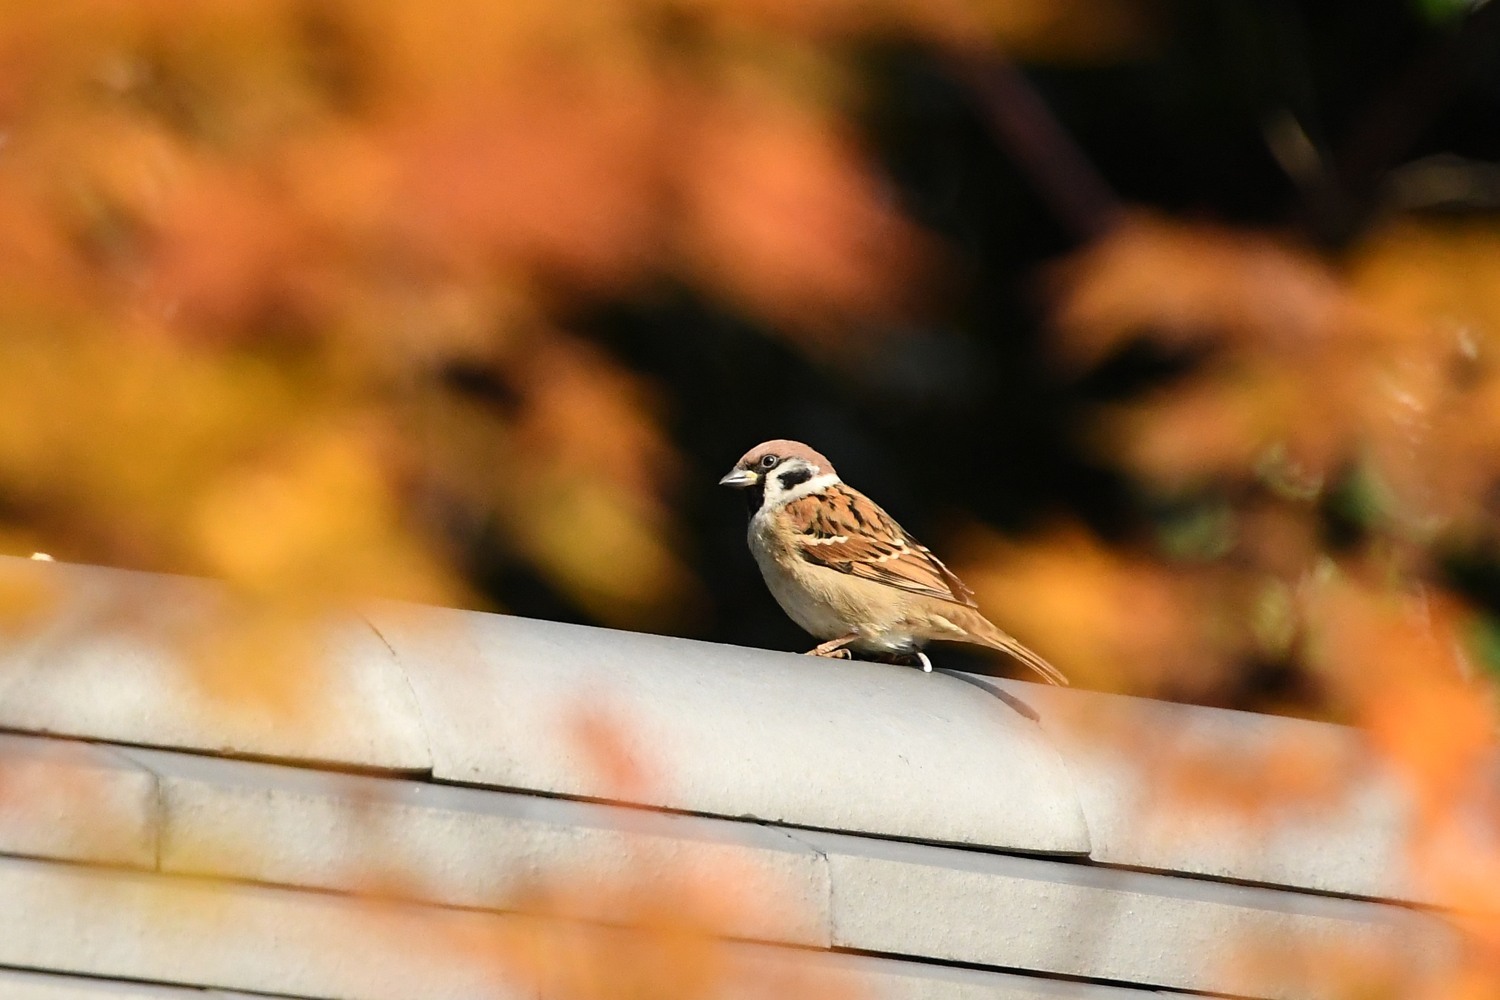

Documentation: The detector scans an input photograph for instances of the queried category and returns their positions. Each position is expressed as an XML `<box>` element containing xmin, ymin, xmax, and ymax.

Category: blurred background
<box><xmin>5</xmin><ymin>3</ymin><xmax>1500</xmax><ymax>996</ymax></box>
<box><xmin>3</xmin><ymin>1</ymin><xmax>1500</xmax><ymax>718</ymax></box>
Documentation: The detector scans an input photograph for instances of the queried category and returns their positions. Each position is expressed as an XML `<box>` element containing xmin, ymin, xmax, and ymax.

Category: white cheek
<box><xmin>763</xmin><ymin>471</ymin><xmax>840</xmax><ymax>509</ymax></box>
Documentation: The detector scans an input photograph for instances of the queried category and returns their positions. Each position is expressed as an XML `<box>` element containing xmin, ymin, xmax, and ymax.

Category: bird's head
<box><xmin>719</xmin><ymin>439</ymin><xmax>838</xmax><ymax>512</ymax></box>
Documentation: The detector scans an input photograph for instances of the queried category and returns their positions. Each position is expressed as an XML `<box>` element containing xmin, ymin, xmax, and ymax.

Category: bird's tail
<box><xmin>953</xmin><ymin>609</ymin><xmax>1069</xmax><ymax>686</ymax></box>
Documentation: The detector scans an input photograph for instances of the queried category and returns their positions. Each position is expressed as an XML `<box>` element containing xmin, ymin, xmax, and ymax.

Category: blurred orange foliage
<box><xmin>967</xmin><ymin>207</ymin><xmax>1500</xmax><ymax>997</ymax></box>
<box><xmin>0</xmin><ymin>2</ymin><xmax>1001</xmax><ymax>995</ymax></box>
<box><xmin>0</xmin><ymin>0</ymin><xmax>1498</xmax><ymax>997</ymax></box>
<box><xmin>0</xmin><ymin>0</ymin><xmax>951</xmax><ymax>668</ymax></box>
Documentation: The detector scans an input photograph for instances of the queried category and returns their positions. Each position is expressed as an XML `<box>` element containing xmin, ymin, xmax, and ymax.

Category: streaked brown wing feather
<box><xmin>782</xmin><ymin>485</ymin><xmax>977</xmax><ymax>607</ymax></box>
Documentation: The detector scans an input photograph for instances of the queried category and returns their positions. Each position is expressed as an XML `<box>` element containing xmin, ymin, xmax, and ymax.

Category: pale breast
<box><xmin>748</xmin><ymin>515</ymin><xmax>847</xmax><ymax>640</ymax></box>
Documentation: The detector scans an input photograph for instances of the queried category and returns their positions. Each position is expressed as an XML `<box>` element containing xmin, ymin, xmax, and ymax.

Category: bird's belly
<box><xmin>749</xmin><ymin>526</ymin><xmax>921</xmax><ymax>652</ymax></box>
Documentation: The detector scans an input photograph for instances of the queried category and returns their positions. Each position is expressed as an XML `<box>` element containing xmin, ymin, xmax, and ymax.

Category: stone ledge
<box><xmin>0</xmin><ymin>857</ymin><xmax>1166</xmax><ymax>1000</ymax></box>
<box><xmin>799</xmin><ymin>828</ymin><xmax>1458</xmax><ymax>1000</ymax></box>
<box><xmin>119</xmin><ymin>745</ymin><xmax>831</xmax><ymax>948</ymax></box>
<box><xmin>0</xmin><ymin>555</ymin><xmax>1463</xmax><ymax>925</ymax></box>
<box><xmin>0</xmin><ymin>966</ymin><xmax>245</xmax><ymax>999</ymax></box>
<box><xmin>0</xmin><ymin>558</ymin><xmax>430</xmax><ymax>773</ymax></box>
<box><xmin>0</xmin><ymin>733</ymin><xmax>157</xmax><ymax>869</ymax></box>
<box><xmin>981</xmin><ymin>678</ymin><xmax>1428</xmax><ymax>905</ymax></box>
<box><xmin>365</xmin><ymin>602</ymin><xmax>1091</xmax><ymax>856</ymax></box>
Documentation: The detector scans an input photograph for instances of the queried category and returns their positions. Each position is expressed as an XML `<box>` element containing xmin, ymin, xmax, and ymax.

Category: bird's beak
<box><xmin>719</xmin><ymin>467</ymin><xmax>758</xmax><ymax>488</ymax></box>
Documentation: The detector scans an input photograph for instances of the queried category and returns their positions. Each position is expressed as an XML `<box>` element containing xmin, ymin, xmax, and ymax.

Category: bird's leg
<box><xmin>806</xmin><ymin>635</ymin><xmax>858</xmax><ymax>658</ymax></box>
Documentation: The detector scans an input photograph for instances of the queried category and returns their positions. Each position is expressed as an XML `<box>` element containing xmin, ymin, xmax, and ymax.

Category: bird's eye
<box><xmin>759</xmin><ymin>455</ymin><xmax>778</xmax><ymax>469</ymax></box>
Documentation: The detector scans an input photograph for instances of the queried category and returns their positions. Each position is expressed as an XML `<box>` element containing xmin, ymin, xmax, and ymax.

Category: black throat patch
<box><xmin>744</xmin><ymin>478</ymin><xmax>766</xmax><ymax>514</ymax></box>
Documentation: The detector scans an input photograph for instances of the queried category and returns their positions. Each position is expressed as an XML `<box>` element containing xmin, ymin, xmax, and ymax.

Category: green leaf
<box><xmin>1414</xmin><ymin>0</ymin><xmax>1481</xmax><ymax>25</ymax></box>
<box><xmin>1464</xmin><ymin>614</ymin><xmax>1500</xmax><ymax>680</ymax></box>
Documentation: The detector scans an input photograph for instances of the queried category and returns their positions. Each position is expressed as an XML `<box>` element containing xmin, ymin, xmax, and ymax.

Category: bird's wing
<box><xmin>781</xmin><ymin>484</ymin><xmax>978</xmax><ymax>607</ymax></box>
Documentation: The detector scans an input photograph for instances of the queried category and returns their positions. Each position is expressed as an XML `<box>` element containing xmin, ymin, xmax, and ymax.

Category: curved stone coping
<box><xmin>0</xmin><ymin>858</ymin><xmax>1171</xmax><ymax>1000</ymax></box>
<box><xmin>363</xmin><ymin>602</ymin><xmax>1090</xmax><ymax>856</ymax></box>
<box><xmin>0</xmin><ymin>556</ymin><xmax>1464</xmax><ymax>911</ymax></box>
<box><xmin>0</xmin><ymin>557</ymin><xmax>430</xmax><ymax>771</ymax></box>
<box><xmin>975</xmin><ymin>678</ymin><xmax>1431</xmax><ymax>907</ymax></box>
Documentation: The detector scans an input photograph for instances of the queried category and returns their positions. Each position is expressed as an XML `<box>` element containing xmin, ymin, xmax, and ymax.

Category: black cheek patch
<box><xmin>776</xmin><ymin>467</ymin><xmax>813</xmax><ymax>491</ymax></box>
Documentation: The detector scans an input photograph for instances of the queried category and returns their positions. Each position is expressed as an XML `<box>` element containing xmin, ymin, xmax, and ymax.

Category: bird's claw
<box><xmin>806</xmin><ymin>635</ymin><xmax>859</xmax><ymax>658</ymax></box>
<box><xmin>803</xmin><ymin>640</ymin><xmax>927</xmax><ymax>670</ymax></box>
<box><xmin>874</xmin><ymin>650</ymin><xmax>933</xmax><ymax>672</ymax></box>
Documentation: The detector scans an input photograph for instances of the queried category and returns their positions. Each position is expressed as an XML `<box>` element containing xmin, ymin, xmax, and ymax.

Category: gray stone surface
<box><xmin>0</xmin><ymin>733</ymin><xmax>157</xmax><ymax>868</ymax></box>
<box><xmin>974</xmin><ymin>677</ymin><xmax>1423</xmax><ymax>904</ymax></box>
<box><xmin>0</xmin><ymin>855</ymin><xmax>530</xmax><ymax>1000</ymax></box>
<box><xmin>800</xmin><ymin>828</ymin><xmax>1458</xmax><ymax>1000</ymax></box>
<box><xmin>365</xmin><ymin>603</ymin><xmax>1090</xmax><ymax>855</ymax></box>
<box><xmin>723</xmin><ymin>949</ymin><xmax>1172</xmax><ymax>1000</ymax></box>
<box><xmin>0</xmin><ymin>971</ymin><xmax>291</xmax><ymax>999</ymax></box>
<box><xmin>0</xmin><ymin>557</ymin><xmax>430</xmax><ymax>771</ymax></box>
<box><xmin>121</xmin><ymin>745</ymin><xmax>830</xmax><ymax>946</ymax></box>
<box><xmin>0</xmin><ymin>968</ymin><xmax>211</xmax><ymax>999</ymax></box>
<box><xmin>0</xmin><ymin>855</ymin><xmax>1175</xmax><ymax>1000</ymax></box>
<box><xmin>0</xmin><ymin>557</ymin><xmax>1473</xmax><ymax>1000</ymax></box>
<box><xmin>0</xmin><ymin>957</ymin><xmax>1185</xmax><ymax>1000</ymax></box>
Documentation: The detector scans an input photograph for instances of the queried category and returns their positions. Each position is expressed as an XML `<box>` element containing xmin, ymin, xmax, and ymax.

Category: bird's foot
<box><xmin>805</xmin><ymin>635</ymin><xmax>858</xmax><ymax>658</ymax></box>
<box><xmin>804</xmin><ymin>638</ymin><xmax>929</xmax><ymax>670</ymax></box>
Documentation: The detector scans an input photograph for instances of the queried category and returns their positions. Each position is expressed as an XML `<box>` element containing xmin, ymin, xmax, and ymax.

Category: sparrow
<box><xmin>719</xmin><ymin>439</ymin><xmax>1067</xmax><ymax>684</ymax></box>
